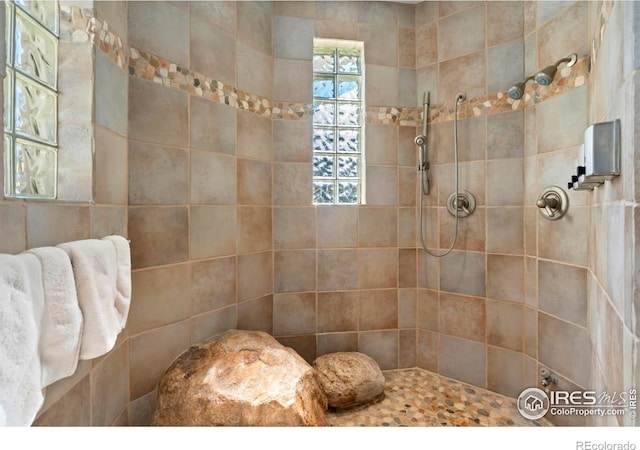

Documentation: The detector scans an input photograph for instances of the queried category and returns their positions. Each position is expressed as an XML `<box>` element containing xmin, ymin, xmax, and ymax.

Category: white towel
<box><xmin>0</xmin><ymin>253</ymin><xmax>45</xmax><ymax>426</ymax></box>
<box><xmin>101</xmin><ymin>235</ymin><xmax>132</xmax><ymax>331</ymax></box>
<box><xmin>58</xmin><ymin>238</ymin><xmax>123</xmax><ymax>360</ymax></box>
<box><xmin>26</xmin><ymin>246</ymin><xmax>83</xmax><ymax>388</ymax></box>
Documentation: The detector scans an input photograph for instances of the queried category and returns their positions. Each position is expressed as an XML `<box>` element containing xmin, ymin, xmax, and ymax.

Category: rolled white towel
<box><xmin>101</xmin><ymin>235</ymin><xmax>131</xmax><ymax>331</ymax></box>
<box><xmin>26</xmin><ymin>246</ymin><xmax>83</xmax><ymax>388</ymax></box>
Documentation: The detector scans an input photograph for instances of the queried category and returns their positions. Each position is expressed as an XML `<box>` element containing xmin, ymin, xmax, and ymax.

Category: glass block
<box><xmin>313</xmin><ymin>127</ymin><xmax>335</xmax><ymax>152</ymax></box>
<box><xmin>313</xmin><ymin>181</ymin><xmax>334</xmax><ymax>204</ymax></box>
<box><xmin>338</xmin><ymin>49</ymin><xmax>361</xmax><ymax>74</ymax></box>
<box><xmin>337</xmin><ymin>76</ymin><xmax>360</xmax><ymax>100</ymax></box>
<box><xmin>338</xmin><ymin>182</ymin><xmax>359</xmax><ymax>204</ymax></box>
<box><xmin>15</xmin><ymin>73</ymin><xmax>56</xmax><ymax>144</ymax></box>
<box><xmin>313</xmin><ymin>101</ymin><xmax>336</xmax><ymax>126</ymax></box>
<box><xmin>14</xmin><ymin>138</ymin><xmax>56</xmax><ymax>198</ymax></box>
<box><xmin>15</xmin><ymin>9</ymin><xmax>57</xmax><ymax>88</ymax></box>
<box><xmin>6</xmin><ymin>2</ymin><xmax>13</xmax><ymax>66</ymax></box>
<box><xmin>313</xmin><ymin>155</ymin><xmax>334</xmax><ymax>178</ymax></box>
<box><xmin>337</xmin><ymin>102</ymin><xmax>361</xmax><ymax>127</ymax></box>
<box><xmin>338</xmin><ymin>156</ymin><xmax>359</xmax><ymax>178</ymax></box>
<box><xmin>313</xmin><ymin>75</ymin><xmax>335</xmax><ymax>99</ymax></box>
<box><xmin>4</xmin><ymin>74</ymin><xmax>13</xmax><ymax>131</ymax></box>
<box><xmin>338</xmin><ymin>129</ymin><xmax>360</xmax><ymax>152</ymax></box>
<box><xmin>4</xmin><ymin>135</ymin><xmax>12</xmax><ymax>197</ymax></box>
<box><xmin>313</xmin><ymin>49</ymin><xmax>335</xmax><ymax>73</ymax></box>
<box><xmin>16</xmin><ymin>0</ymin><xmax>58</xmax><ymax>35</ymax></box>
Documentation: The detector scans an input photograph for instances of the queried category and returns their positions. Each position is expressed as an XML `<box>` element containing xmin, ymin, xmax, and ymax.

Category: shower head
<box><xmin>534</xmin><ymin>53</ymin><xmax>578</xmax><ymax>86</ymax></box>
<box><xmin>508</xmin><ymin>75</ymin><xmax>535</xmax><ymax>100</ymax></box>
<box><xmin>414</xmin><ymin>135</ymin><xmax>427</xmax><ymax>146</ymax></box>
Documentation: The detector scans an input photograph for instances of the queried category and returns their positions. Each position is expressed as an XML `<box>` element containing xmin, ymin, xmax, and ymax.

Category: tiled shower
<box><xmin>0</xmin><ymin>0</ymin><xmax>638</xmax><ymax>427</ymax></box>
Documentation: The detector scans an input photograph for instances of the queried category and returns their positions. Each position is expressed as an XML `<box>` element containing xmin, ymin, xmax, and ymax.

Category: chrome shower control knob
<box><xmin>536</xmin><ymin>186</ymin><xmax>569</xmax><ymax>221</ymax></box>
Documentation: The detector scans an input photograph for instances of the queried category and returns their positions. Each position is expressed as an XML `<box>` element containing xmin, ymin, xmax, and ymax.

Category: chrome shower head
<box><xmin>534</xmin><ymin>53</ymin><xmax>578</xmax><ymax>86</ymax></box>
<box><xmin>508</xmin><ymin>76</ymin><xmax>535</xmax><ymax>100</ymax></box>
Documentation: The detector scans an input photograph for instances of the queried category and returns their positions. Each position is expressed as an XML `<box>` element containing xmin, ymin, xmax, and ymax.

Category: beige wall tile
<box><xmin>486</xmin><ymin>254</ymin><xmax>524</xmax><ymax>303</ymax></box>
<box><xmin>190</xmin><ymin>206</ymin><xmax>236</xmax><ymax>259</ymax></box>
<box><xmin>537</xmin><ymin>86</ymin><xmax>587</xmax><ymax>154</ymax></box>
<box><xmin>237</xmin><ymin>294</ymin><xmax>273</xmax><ymax>333</ymax></box>
<box><xmin>438</xmin><ymin>51</ymin><xmax>486</xmax><ymax>102</ymax></box>
<box><xmin>314</xmin><ymin>19</ymin><xmax>358</xmax><ymax>40</ymax></box>
<box><xmin>237</xmin><ymin>42</ymin><xmax>273</xmax><ymax>99</ymax></box>
<box><xmin>417</xmin><ymin>329</ymin><xmax>438</xmax><ymax>372</ymax></box>
<box><xmin>274</xmin><ymin>163</ymin><xmax>312</xmax><ymax>205</ymax></box>
<box><xmin>486</xmin><ymin>1</ymin><xmax>524</xmax><ymax>47</ymax></box>
<box><xmin>486</xmin><ymin>299</ymin><xmax>524</xmax><ymax>352</ymax></box>
<box><xmin>95</xmin><ymin>126</ymin><xmax>128</xmax><ymax>205</ymax></box>
<box><xmin>398</xmin><ymin>288</ymin><xmax>417</xmax><ymax>328</ymax></box>
<box><xmin>439</xmin><ymin>206</ymin><xmax>486</xmax><ymax>252</ymax></box>
<box><xmin>399</xmin><ymin>28</ymin><xmax>416</xmax><ymax>68</ymax></box>
<box><xmin>416</xmin><ymin>22</ymin><xmax>437</xmax><ymax>67</ymax></box>
<box><xmin>487</xmin><ymin>159</ymin><xmax>524</xmax><ymax>206</ymax></box>
<box><xmin>417</xmin><ymin>288</ymin><xmax>438</xmax><ymax>331</ymax></box>
<box><xmin>439</xmin><ymin>292</ymin><xmax>485</xmax><ymax>343</ymax></box>
<box><xmin>398</xmin><ymin>207</ymin><xmax>417</xmax><ymax>248</ymax></box>
<box><xmin>274</xmin><ymin>58</ymin><xmax>312</xmax><ymax>103</ymax></box>
<box><xmin>237</xmin><ymin>158</ymin><xmax>272</xmax><ymax>206</ymax></box>
<box><xmin>274</xmin><ymin>207</ymin><xmax>316</xmax><ymax>249</ymax></box>
<box><xmin>316</xmin><ymin>1</ymin><xmax>358</xmax><ymax>22</ymax></box>
<box><xmin>237</xmin><ymin>206</ymin><xmax>272</xmax><ymax>254</ymax></box>
<box><xmin>418</xmin><ymin>250</ymin><xmax>440</xmax><ymax>290</ymax></box>
<box><xmin>360</xmin><ymin>289</ymin><xmax>398</xmax><ymax>331</ymax></box>
<box><xmin>366</xmin><ymin>125</ymin><xmax>398</xmax><ymax>165</ymax></box>
<box><xmin>190</xmin><ymin>1</ymin><xmax>236</xmax><ymax>35</ymax></box>
<box><xmin>274</xmin><ymin>250</ymin><xmax>316</xmax><ymax>292</ymax></box>
<box><xmin>237</xmin><ymin>1</ymin><xmax>272</xmax><ymax>55</ymax></box>
<box><xmin>91</xmin><ymin>341</ymin><xmax>129</xmax><ymax>426</ymax></box>
<box><xmin>317</xmin><ymin>291</ymin><xmax>358</xmax><ymax>333</ymax></box>
<box><xmin>130</xmin><ymin>263</ymin><xmax>191</xmax><ymax>334</ymax></box>
<box><xmin>190</xmin><ymin>97</ymin><xmax>236</xmax><ymax>155</ymax></box>
<box><xmin>366</xmin><ymin>166</ymin><xmax>398</xmax><ymax>205</ymax></box>
<box><xmin>398</xmin><ymin>248</ymin><xmax>417</xmax><ymax>288</ymax></box>
<box><xmin>277</xmin><ymin>335</ymin><xmax>316</xmax><ymax>364</ymax></box>
<box><xmin>357</xmin><ymin>23</ymin><xmax>397</xmax><ymax>66</ymax></box>
<box><xmin>317</xmin><ymin>332</ymin><xmax>358</xmax><ymax>355</ymax></box>
<box><xmin>487</xmin><ymin>110</ymin><xmax>524</xmax><ymax>160</ymax></box>
<box><xmin>237</xmin><ymin>251</ymin><xmax>273</xmax><ymax>301</ymax></box>
<box><xmin>439</xmin><ymin>1</ymin><xmax>477</xmax><ymax>18</ymax></box>
<box><xmin>439</xmin><ymin>335</ymin><xmax>486</xmax><ymax>388</ymax></box>
<box><xmin>366</xmin><ymin>65</ymin><xmax>399</xmax><ymax>106</ymax></box>
<box><xmin>129</xmin><ymin>320</ymin><xmax>190</xmax><ymax>399</ymax></box>
<box><xmin>34</xmin><ymin>376</ymin><xmax>90</xmax><ymax>426</ymax></box>
<box><xmin>27</xmin><ymin>204</ymin><xmax>90</xmax><ymax>249</ymax></box>
<box><xmin>273</xmin><ymin>1</ymin><xmax>315</xmax><ymax>18</ymax></box>
<box><xmin>191</xmin><ymin>257</ymin><xmax>236</xmax><ymax>314</ymax></box>
<box><xmin>189</xmin><ymin>15</ymin><xmax>236</xmax><ymax>85</ymax></box>
<box><xmin>128</xmin><ymin>1</ymin><xmax>188</xmax><ymax>66</ymax></box>
<box><xmin>399</xmin><ymin>329</ymin><xmax>417</xmax><ymax>368</ymax></box>
<box><xmin>539</xmin><ymin>312</ymin><xmax>590</xmax><ymax>387</ymax></box>
<box><xmin>487</xmin><ymin>40</ymin><xmax>524</xmax><ymax>94</ymax></box>
<box><xmin>317</xmin><ymin>249</ymin><xmax>358</xmax><ymax>291</ymax></box>
<box><xmin>359</xmin><ymin>207</ymin><xmax>397</xmax><ymax>247</ymax></box>
<box><xmin>436</xmin><ymin>117</ymin><xmax>486</xmax><ymax>164</ymax></box>
<box><xmin>128</xmin><ymin>391</ymin><xmax>155</xmax><ymax>426</ymax></box>
<box><xmin>129</xmin><ymin>77</ymin><xmax>188</xmax><ymax>148</ymax></box>
<box><xmin>438</xmin><ymin>5</ymin><xmax>485</xmax><ymax>62</ymax></box>
<box><xmin>128</xmin><ymin>142</ymin><xmax>188</xmax><ymax>205</ymax></box>
<box><xmin>359</xmin><ymin>330</ymin><xmax>398</xmax><ymax>370</ymax></box>
<box><xmin>237</xmin><ymin>110</ymin><xmax>272</xmax><ymax>161</ymax></box>
<box><xmin>539</xmin><ymin>260</ymin><xmax>587</xmax><ymax>326</ymax></box>
<box><xmin>190</xmin><ymin>150</ymin><xmax>236</xmax><ymax>205</ymax></box>
<box><xmin>273</xmin><ymin>16</ymin><xmax>314</xmax><ymax>60</ymax></box>
<box><xmin>190</xmin><ymin>305</ymin><xmax>236</xmax><ymax>345</ymax></box>
<box><xmin>440</xmin><ymin>251</ymin><xmax>485</xmax><ymax>297</ymax></box>
<box><xmin>358</xmin><ymin>248</ymin><xmax>398</xmax><ymax>289</ymax></box>
<box><xmin>524</xmin><ymin>256</ymin><xmax>537</xmax><ymax>307</ymax></box>
<box><xmin>0</xmin><ymin>203</ymin><xmax>25</xmax><ymax>254</ymax></box>
<box><xmin>524</xmin><ymin>306</ymin><xmax>537</xmax><ymax>358</ymax></box>
<box><xmin>95</xmin><ymin>50</ymin><xmax>127</xmax><ymax>136</ymax></box>
<box><xmin>537</xmin><ymin>1</ymin><xmax>588</xmax><ymax>72</ymax></box>
<box><xmin>399</xmin><ymin>167</ymin><xmax>417</xmax><ymax>207</ymax></box>
<box><xmin>486</xmin><ymin>207</ymin><xmax>524</xmax><ymax>254</ymax></box>
<box><xmin>128</xmin><ymin>207</ymin><xmax>189</xmax><ymax>269</ymax></box>
<box><xmin>273</xmin><ymin>292</ymin><xmax>316</xmax><ymax>335</ymax></box>
<box><xmin>91</xmin><ymin>206</ymin><xmax>127</xmax><ymax>239</ymax></box>
<box><xmin>274</xmin><ymin>119</ymin><xmax>312</xmax><ymax>163</ymax></box>
<box><xmin>538</xmin><ymin>206</ymin><xmax>588</xmax><ymax>267</ymax></box>
<box><xmin>487</xmin><ymin>346</ymin><xmax>524</xmax><ymax>398</ymax></box>
<box><xmin>317</xmin><ymin>205</ymin><xmax>358</xmax><ymax>248</ymax></box>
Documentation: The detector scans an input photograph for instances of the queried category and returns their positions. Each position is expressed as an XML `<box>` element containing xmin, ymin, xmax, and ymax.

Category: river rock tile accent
<box><xmin>61</xmin><ymin>5</ymin><xmax>591</xmax><ymax>128</ymax></box>
<box><xmin>326</xmin><ymin>368</ymin><xmax>553</xmax><ymax>427</ymax></box>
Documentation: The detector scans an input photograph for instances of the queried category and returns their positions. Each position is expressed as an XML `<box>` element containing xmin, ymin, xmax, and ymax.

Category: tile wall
<box><xmin>0</xmin><ymin>0</ymin><xmax>637</xmax><ymax>427</ymax></box>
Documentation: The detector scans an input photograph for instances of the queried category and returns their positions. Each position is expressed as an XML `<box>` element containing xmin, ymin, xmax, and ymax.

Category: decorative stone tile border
<box><xmin>62</xmin><ymin>5</ymin><xmax>590</xmax><ymax>128</ymax></box>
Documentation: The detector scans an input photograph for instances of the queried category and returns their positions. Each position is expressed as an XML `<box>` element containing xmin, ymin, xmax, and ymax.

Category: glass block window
<box><xmin>312</xmin><ymin>40</ymin><xmax>365</xmax><ymax>205</ymax></box>
<box><xmin>4</xmin><ymin>0</ymin><xmax>59</xmax><ymax>199</ymax></box>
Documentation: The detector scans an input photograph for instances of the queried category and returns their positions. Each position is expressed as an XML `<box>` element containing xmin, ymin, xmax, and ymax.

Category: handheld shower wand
<box><xmin>415</xmin><ymin>92</ymin><xmax>430</xmax><ymax>194</ymax></box>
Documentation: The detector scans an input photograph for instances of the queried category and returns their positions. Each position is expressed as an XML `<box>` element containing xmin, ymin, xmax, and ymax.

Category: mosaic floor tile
<box><xmin>326</xmin><ymin>368</ymin><xmax>552</xmax><ymax>427</ymax></box>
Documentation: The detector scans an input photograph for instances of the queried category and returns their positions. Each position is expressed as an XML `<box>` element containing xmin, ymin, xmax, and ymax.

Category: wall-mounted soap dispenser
<box><xmin>569</xmin><ymin>119</ymin><xmax>620</xmax><ymax>190</ymax></box>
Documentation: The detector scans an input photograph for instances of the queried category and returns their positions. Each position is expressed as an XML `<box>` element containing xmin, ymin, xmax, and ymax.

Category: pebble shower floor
<box><xmin>326</xmin><ymin>368</ymin><xmax>552</xmax><ymax>427</ymax></box>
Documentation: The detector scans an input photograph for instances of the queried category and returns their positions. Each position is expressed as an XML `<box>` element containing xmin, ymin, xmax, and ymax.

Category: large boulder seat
<box><xmin>151</xmin><ymin>329</ymin><xmax>327</xmax><ymax>426</ymax></box>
